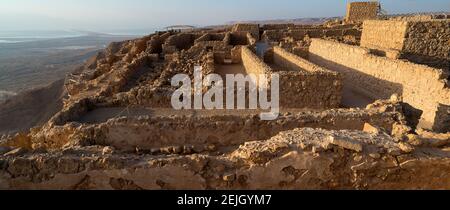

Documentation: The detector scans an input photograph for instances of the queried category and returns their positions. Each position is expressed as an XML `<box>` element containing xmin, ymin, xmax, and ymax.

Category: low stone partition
<box><xmin>193</xmin><ymin>33</ymin><xmax>229</xmax><ymax>51</ymax></box>
<box><xmin>50</xmin><ymin>108</ymin><xmax>399</xmax><ymax>151</ymax></box>
<box><xmin>265</xmin><ymin>46</ymin><xmax>342</xmax><ymax>108</ymax></box>
<box><xmin>195</xmin><ymin>33</ymin><xmax>226</xmax><ymax>43</ymax></box>
<box><xmin>241</xmin><ymin>46</ymin><xmax>272</xmax><ymax>76</ymax></box>
<box><xmin>309</xmin><ymin>38</ymin><xmax>450</xmax><ymax>132</ymax></box>
<box><xmin>162</xmin><ymin>33</ymin><xmax>202</xmax><ymax>54</ymax></box>
<box><xmin>230</xmin><ymin>32</ymin><xmax>251</xmax><ymax>46</ymax></box>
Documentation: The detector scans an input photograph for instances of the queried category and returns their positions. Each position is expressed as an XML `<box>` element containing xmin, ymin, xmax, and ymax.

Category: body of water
<box><xmin>0</xmin><ymin>30</ymin><xmax>145</xmax><ymax>101</ymax></box>
<box><xmin>0</xmin><ymin>30</ymin><xmax>87</xmax><ymax>43</ymax></box>
<box><xmin>0</xmin><ymin>29</ymin><xmax>159</xmax><ymax>44</ymax></box>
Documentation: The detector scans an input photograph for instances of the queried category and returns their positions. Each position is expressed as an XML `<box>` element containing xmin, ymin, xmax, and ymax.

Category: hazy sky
<box><xmin>0</xmin><ymin>0</ymin><xmax>449</xmax><ymax>32</ymax></box>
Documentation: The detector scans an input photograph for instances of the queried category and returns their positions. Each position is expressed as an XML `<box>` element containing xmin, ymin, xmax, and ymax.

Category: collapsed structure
<box><xmin>0</xmin><ymin>2</ymin><xmax>449</xmax><ymax>189</ymax></box>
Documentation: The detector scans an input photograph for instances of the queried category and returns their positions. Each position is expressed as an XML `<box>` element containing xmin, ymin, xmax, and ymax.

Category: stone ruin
<box><xmin>345</xmin><ymin>1</ymin><xmax>380</xmax><ymax>23</ymax></box>
<box><xmin>0</xmin><ymin>5</ymin><xmax>449</xmax><ymax>190</ymax></box>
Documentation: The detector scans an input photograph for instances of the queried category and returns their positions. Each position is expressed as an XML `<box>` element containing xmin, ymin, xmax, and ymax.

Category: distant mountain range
<box><xmin>225</xmin><ymin>17</ymin><xmax>341</xmax><ymax>25</ymax></box>
<box><xmin>220</xmin><ymin>11</ymin><xmax>449</xmax><ymax>26</ymax></box>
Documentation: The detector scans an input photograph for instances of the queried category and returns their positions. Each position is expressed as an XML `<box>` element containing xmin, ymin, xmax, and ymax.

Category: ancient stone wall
<box><xmin>390</xmin><ymin>14</ymin><xmax>450</xmax><ymax>21</ymax></box>
<box><xmin>241</xmin><ymin>46</ymin><xmax>272</xmax><ymax>76</ymax></box>
<box><xmin>195</xmin><ymin>33</ymin><xmax>226</xmax><ymax>43</ymax></box>
<box><xmin>194</xmin><ymin>33</ymin><xmax>229</xmax><ymax>51</ymax></box>
<box><xmin>271</xmin><ymin>47</ymin><xmax>342</xmax><ymax>108</ymax></box>
<box><xmin>262</xmin><ymin>24</ymin><xmax>294</xmax><ymax>30</ymax></box>
<box><xmin>232</xmin><ymin>24</ymin><xmax>260</xmax><ymax>40</ymax></box>
<box><xmin>241</xmin><ymin>46</ymin><xmax>342</xmax><ymax>109</ymax></box>
<box><xmin>162</xmin><ymin>33</ymin><xmax>201</xmax><ymax>54</ymax></box>
<box><xmin>345</xmin><ymin>1</ymin><xmax>379</xmax><ymax>22</ymax></box>
<box><xmin>4</xmin><ymin>126</ymin><xmax>449</xmax><ymax>190</ymax></box>
<box><xmin>309</xmin><ymin>39</ymin><xmax>450</xmax><ymax>132</ymax></box>
<box><xmin>230</xmin><ymin>32</ymin><xmax>250</xmax><ymax>46</ymax></box>
<box><xmin>262</xmin><ymin>30</ymin><xmax>286</xmax><ymax>42</ymax></box>
<box><xmin>360</xmin><ymin>20</ymin><xmax>409</xmax><ymax>50</ymax></box>
<box><xmin>263</xmin><ymin>28</ymin><xmax>361</xmax><ymax>42</ymax></box>
<box><xmin>147</xmin><ymin>32</ymin><xmax>171</xmax><ymax>54</ymax></box>
<box><xmin>361</xmin><ymin>20</ymin><xmax>450</xmax><ymax>70</ymax></box>
<box><xmin>42</xmin><ymin>108</ymin><xmax>399</xmax><ymax>151</ymax></box>
<box><xmin>403</xmin><ymin>20</ymin><xmax>450</xmax><ymax>70</ymax></box>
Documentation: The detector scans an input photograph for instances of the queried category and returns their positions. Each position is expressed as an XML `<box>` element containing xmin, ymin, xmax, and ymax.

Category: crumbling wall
<box><xmin>147</xmin><ymin>32</ymin><xmax>171</xmax><ymax>54</ymax></box>
<box><xmin>345</xmin><ymin>1</ymin><xmax>379</xmax><ymax>22</ymax></box>
<box><xmin>390</xmin><ymin>14</ymin><xmax>450</xmax><ymax>21</ymax></box>
<box><xmin>361</xmin><ymin>20</ymin><xmax>450</xmax><ymax>70</ymax></box>
<box><xmin>360</xmin><ymin>20</ymin><xmax>409</xmax><ymax>51</ymax></box>
<box><xmin>262</xmin><ymin>24</ymin><xmax>294</xmax><ymax>30</ymax></box>
<box><xmin>4</xmin><ymin>127</ymin><xmax>449</xmax><ymax>190</ymax></box>
<box><xmin>195</xmin><ymin>33</ymin><xmax>226</xmax><ymax>43</ymax></box>
<box><xmin>262</xmin><ymin>28</ymin><xmax>361</xmax><ymax>43</ymax></box>
<box><xmin>241</xmin><ymin>46</ymin><xmax>272</xmax><ymax>76</ymax></box>
<box><xmin>54</xmin><ymin>108</ymin><xmax>399</xmax><ymax>151</ymax></box>
<box><xmin>230</xmin><ymin>32</ymin><xmax>250</xmax><ymax>46</ymax></box>
<box><xmin>194</xmin><ymin>33</ymin><xmax>229</xmax><ymax>51</ymax></box>
<box><xmin>162</xmin><ymin>33</ymin><xmax>200</xmax><ymax>54</ymax></box>
<box><xmin>403</xmin><ymin>20</ymin><xmax>450</xmax><ymax>70</ymax></box>
<box><xmin>309</xmin><ymin>39</ymin><xmax>450</xmax><ymax>132</ymax></box>
<box><xmin>232</xmin><ymin>24</ymin><xmax>260</xmax><ymax>40</ymax></box>
<box><xmin>241</xmin><ymin>46</ymin><xmax>342</xmax><ymax>109</ymax></box>
<box><xmin>262</xmin><ymin>30</ymin><xmax>286</xmax><ymax>43</ymax></box>
<box><xmin>271</xmin><ymin>47</ymin><xmax>342</xmax><ymax>108</ymax></box>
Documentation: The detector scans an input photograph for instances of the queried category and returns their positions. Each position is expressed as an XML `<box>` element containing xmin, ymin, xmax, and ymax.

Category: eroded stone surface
<box><xmin>1</xmin><ymin>128</ymin><xmax>449</xmax><ymax>190</ymax></box>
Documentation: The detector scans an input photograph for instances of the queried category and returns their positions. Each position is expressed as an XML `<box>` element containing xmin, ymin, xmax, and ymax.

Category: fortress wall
<box><xmin>361</xmin><ymin>20</ymin><xmax>409</xmax><ymax>51</ymax></box>
<box><xmin>403</xmin><ymin>20</ymin><xmax>450</xmax><ymax>68</ymax></box>
<box><xmin>345</xmin><ymin>2</ymin><xmax>379</xmax><ymax>22</ymax></box>
<box><xmin>309</xmin><ymin>39</ymin><xmax>450</xmax><ymax>132</ymax></box>
<box><xmin>361</xmin><ymin>20</ymin><xmax>450</xmax><ymax>70</ymax></box>
<box><xmin>272</xmin><ymin>47</ymin><xmax>342</xmax><ymax>108</ymax></box>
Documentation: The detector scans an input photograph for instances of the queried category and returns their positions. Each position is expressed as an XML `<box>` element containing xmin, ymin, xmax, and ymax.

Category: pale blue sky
<box><xmin>0</xmin><ymin>0</ymin><xmax>448</xmax><ymax>32</ymax></box>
